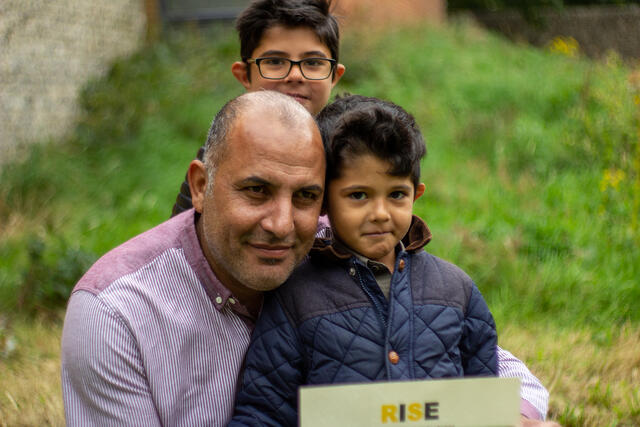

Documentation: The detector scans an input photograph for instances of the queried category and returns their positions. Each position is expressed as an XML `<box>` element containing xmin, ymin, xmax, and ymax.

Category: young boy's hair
<box><xmin>317</xmin><ymin>94</ymin><xmax>426</xmax><ymax>189</ymax></box>
<box><xmin>236</xmin><ymin>0</ymin><xmax>340</xmax><ymax>77</ymax></box>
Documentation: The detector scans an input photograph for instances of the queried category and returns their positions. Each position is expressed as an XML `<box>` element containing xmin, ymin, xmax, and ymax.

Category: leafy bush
<box><xmin>15</xmin><ymin>237</ymin><xmax>96</xmax><ymax>315</ymax></box>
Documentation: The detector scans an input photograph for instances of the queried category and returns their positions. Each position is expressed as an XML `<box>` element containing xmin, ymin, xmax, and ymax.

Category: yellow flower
<box><xmin>548</xmin><ymin>37</ymin><xmax>580</xmax><ymax>58</ymax></box>
<box><xmin>599</xmin><ymin>168</ymin><xmax>626</xmax><ymax>192</ymax></box>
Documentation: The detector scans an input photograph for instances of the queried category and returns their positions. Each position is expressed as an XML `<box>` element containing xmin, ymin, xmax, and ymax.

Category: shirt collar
<box><xmin>178</xmin><ymin>209</ymin><xmax>260</xmax><ymax>326</ymax></box>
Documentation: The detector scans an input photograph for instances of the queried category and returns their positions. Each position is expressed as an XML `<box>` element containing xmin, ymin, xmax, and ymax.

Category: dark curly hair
<box><xmin>316</xmin><ymin>94</ymin><xmax>426</xmax><ymax>189</ymax></box>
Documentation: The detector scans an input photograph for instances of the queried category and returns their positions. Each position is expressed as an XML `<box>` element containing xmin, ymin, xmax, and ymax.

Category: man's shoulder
<box><xmin>73</xmin><ymin>211</ymin><xmax>196</xmax><ymax>296</ymax></box>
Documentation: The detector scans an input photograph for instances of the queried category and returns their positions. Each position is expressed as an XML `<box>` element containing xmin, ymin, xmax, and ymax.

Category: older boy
<box><xmin>171</xmin><ymin>0</ymin><xmax>344</xmax><ymax>216</ymax></box>
<box><xmin>171</xmin><ymin>0</ymin><xmax>549</xmax><ymax>422</ymax></box>
<box><xmin>231</xmin><ymin>96</ymin><xmax>497</xmax><ymax>426</ymax></box>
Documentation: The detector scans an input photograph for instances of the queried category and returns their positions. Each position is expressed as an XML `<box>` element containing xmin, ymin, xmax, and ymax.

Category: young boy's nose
<box><xmin>370</xmin><ymin>199</ymin><xmax>391</xmax><ymax>222</ymax></box>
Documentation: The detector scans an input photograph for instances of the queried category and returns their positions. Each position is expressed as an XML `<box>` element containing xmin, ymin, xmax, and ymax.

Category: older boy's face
<box><xmin>327</xmin><ymin>154</ymin><xmax>424</xmax><ymax>272</ymax></box>
<box><xmin>232</xmin><ymin>25</ymin><xmax>345</xmax><ymax>116</ymax></box>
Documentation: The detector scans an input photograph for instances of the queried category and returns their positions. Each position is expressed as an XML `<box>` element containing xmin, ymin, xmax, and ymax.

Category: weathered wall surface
<box><xmin>334</xmin><ymin>0</ymin><xmax>446</xmax><ymax>28</ymax></box>
<box><xmin>0</xmin><ymin>0</ymin><xmax>146</xmax><ymax>162</ymax></box>
<box><xmin>472</xmin><ymin>5</ymin><xmax>640</xmax><ymax>60</ymax></box>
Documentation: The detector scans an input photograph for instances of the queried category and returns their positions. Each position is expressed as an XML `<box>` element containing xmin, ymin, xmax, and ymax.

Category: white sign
<box><xmin>299</xmin><ymin>377</ymin><xmax>521</xmax><ymax>427</ymax></box>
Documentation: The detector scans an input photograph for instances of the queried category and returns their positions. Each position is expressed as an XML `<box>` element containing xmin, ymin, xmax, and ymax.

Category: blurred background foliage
<box><xmin>1</xmin><ymin>19</ymin><xmax>638</xmax><ymax>328</ymax></box>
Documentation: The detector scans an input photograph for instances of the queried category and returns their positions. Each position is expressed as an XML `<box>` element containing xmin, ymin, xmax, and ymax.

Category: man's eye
<box><xmin>246</xmin><ymin>185</ymin><xmax>266</xmax><ymax>195</ymax></box>
<box><xmin>389</xmin><ymin>191</ymin><xmax>407</xmax><ymax>200</ymax></box>
<box><xmin>348</xmin><ymin>192</ymin><xmax>367</xmax><ymax>200</ymax></box>
<box><xmin>296</xmin><ymin>190</ymin><xmax>319</xmax><ymax>201</ymax></box>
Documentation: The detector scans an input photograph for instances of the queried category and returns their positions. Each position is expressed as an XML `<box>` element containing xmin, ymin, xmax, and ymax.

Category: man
<box><xmin>169</xmin><ymin>0</ymin><xmax>553</xmax><ymax>423</ymax></box>
<box><xmin>61</xmin><ymin>91</ymin><xmax>326</xmax><ymax>425</ymax></box>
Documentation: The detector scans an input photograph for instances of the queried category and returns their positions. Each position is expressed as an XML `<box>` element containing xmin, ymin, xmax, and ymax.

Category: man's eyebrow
<box><xmin>258</xmin><ymin>50</ymin><xmax>329</xmax><ymax>58</ymax></box>
<box><xmin>238</xmin><ymin>176</ymin><xmax>270</xmax><ymax>186</ymax></box>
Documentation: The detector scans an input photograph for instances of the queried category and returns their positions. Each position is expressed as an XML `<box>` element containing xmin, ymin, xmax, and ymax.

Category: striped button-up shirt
<box><xmin>61</xmin><ymin>209</ymin><xmax>254</xmax><ymax>426</ymax></box>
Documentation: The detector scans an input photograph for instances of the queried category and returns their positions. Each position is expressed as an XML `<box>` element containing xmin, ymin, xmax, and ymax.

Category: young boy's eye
<box><xmin>348</xmin><ymin>192</ymin><xmax>367</xmax><ymax>200</ymax></box>
<box><xmin>389</xmin><ymin>191</ymin><xmax>407</xmax><ymax>200</ymax></box>
<box><xmin>295</xmin><ymin>189</ymin><xmax>320</xmax><ymax>203</ymax></box>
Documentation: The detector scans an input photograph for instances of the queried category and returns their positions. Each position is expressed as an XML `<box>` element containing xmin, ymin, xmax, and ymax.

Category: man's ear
<box><xmin>188</xmin><ymin>160</ymin><xmax>208</xmax><ymax>213</ymax></box>
<box><xmin>231</xmin><ymin>61</ymin><xmax>251</xmax><ymax>89</ymax></box>
<box><xmin>331</xmin><ymin>63</ymin><xmax>346</xmax><ymax>88</ymax></box>
<box><xmin>414</xmin><ymin>183</ymin><xmax>426</xmax><ymax>202</ymax></box>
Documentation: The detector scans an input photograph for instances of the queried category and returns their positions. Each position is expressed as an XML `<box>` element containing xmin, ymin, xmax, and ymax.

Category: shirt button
<box><xmin>398</xmin><ymin>259</ymin><xmax>406</xmax><ymax>272</ymax></box>
<box><xmin>229</xmin><ymin>298</ymin><xmax>236</xmax><ymax>305</ymax></box>
<box><xmin>215</xmin><ymin>296</ymin><xmax>223</xmax><ymax>304</ymax></box>
<box><xmin>349</xmin><ymin>267</ymin><xmax>356</xmax><ymax>277</ymax></box>
<box><xmin>388</xmin><ymin>351</ymin><xmax>399</xmax><ymax>364</ymax></box>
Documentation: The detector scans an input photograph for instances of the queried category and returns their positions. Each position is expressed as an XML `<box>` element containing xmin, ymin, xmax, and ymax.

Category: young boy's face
<box><xmin>231</xmin><ymin>25</ymin><xmax>345</xmax><ymax>116</ymax></box>
<box><xmin>326</xmin><ymin>154</ymin><xmax>425</xmax><ymax>271</ymax></box>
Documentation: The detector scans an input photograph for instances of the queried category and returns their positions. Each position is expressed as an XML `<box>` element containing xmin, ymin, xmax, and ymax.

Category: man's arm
<box><xmin>497</xmin><ymin>346</ymin><xmax>549</xmax><ymax>420</ymax></box>
<box><xmin>61</xmin><ymin>291</ymin><xmax>161</xmax><ymax>426</ymax></box>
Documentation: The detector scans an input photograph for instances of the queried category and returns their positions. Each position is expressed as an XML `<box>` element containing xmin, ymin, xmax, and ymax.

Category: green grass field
<box><xmin>0</xmin><ymin>18</ymin><xmax>638</xmax><ymax>426</ymax></box>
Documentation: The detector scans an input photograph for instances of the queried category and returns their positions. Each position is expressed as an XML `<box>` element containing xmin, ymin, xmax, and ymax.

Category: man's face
<box><xmin>194</xmin><ymin>111</ymin><xmax>325</xmax><ymax>297</ymax></box>
<box><xmin>232</xmin><ymin>25</ymin><xmax>345</xmax><ymax>116</ymax></box>
<box><xmin>327</xmin><ymin>154</ymin><xmax>424</xmax><ymax>271</ymax></box>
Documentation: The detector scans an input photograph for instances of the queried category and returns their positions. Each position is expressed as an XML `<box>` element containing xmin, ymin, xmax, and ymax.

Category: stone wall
<box><xmin>0</xmin><ymin>0</ymin><xmax>146</xmax><ymax>163</ymax></box>
<box><xmin>471</xmin><ymin>5</ymin><xmax>640</xmax><ymax>61</ymax></box>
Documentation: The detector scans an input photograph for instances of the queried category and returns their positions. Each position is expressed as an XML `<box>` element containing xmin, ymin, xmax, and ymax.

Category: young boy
<box><xmin>230</xmin><ymin>95</ymin><xmax>498</xmax><ymax>426</ymax></box>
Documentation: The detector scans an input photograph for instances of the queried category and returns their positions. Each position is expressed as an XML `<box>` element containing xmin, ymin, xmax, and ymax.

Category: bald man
<box><xmin>61</xmin><ymin>91</ymin><xmax>325</xmax><ymax>426</ymax></box>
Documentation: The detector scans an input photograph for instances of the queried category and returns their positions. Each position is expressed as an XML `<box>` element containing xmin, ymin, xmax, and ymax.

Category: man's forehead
<box><xmin>226</xmin><ymin>110</ymin><xmax>321</xmax><ymax>157</ymax></box>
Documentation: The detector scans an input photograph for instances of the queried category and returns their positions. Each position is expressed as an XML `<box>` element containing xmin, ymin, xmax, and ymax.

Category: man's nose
<box><xmin>262</xmin><ymin>198</ymin><xmax>295</xmax><ymax>238</ymax></box>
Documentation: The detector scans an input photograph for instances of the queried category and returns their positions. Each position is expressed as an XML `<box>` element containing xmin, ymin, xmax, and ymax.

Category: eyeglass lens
<box><xmin>258</xmin><ymin>58</ymin><xmax>333</xmax><ymax>80</ymax></box>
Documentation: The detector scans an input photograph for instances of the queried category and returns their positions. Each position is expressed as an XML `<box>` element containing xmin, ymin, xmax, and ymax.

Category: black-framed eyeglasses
<box><xmin>245</xmin><ymin>57</ymin><xmax>336</xmax><ymax>80</ymax></box>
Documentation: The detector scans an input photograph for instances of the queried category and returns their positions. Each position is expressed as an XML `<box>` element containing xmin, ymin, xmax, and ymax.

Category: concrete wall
<box><xmin>472</xmin><ymin>5</ymin><xmax>640</xmax><ymax>61</ymax></box>
<box><xmin>0</xmin><ymin>0</ymin><xmax>146</xmax><ymax>163</ymax></box>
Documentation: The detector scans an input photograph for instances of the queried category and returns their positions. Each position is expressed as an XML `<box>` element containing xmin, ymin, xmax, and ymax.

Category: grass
<box><xmin>0</xmin><ymin>315</ymin><xmax>64</xmax><ymax>426</ymax></box>
<box><xmin>1</xmin><ymin>319</ymin><xmax>637</xmax><ymax>426</ymax></box>
<box><xmin>0</xmin><ymin>17</ymin><xmax>638</xmax><ymax>425</ymax></box>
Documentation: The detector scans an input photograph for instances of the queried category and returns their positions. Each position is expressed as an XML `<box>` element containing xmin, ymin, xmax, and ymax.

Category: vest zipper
<box><xmin>352</xmin><ymin>260</ymin><xmax>388</xmax><ymax>331</ymax></box>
